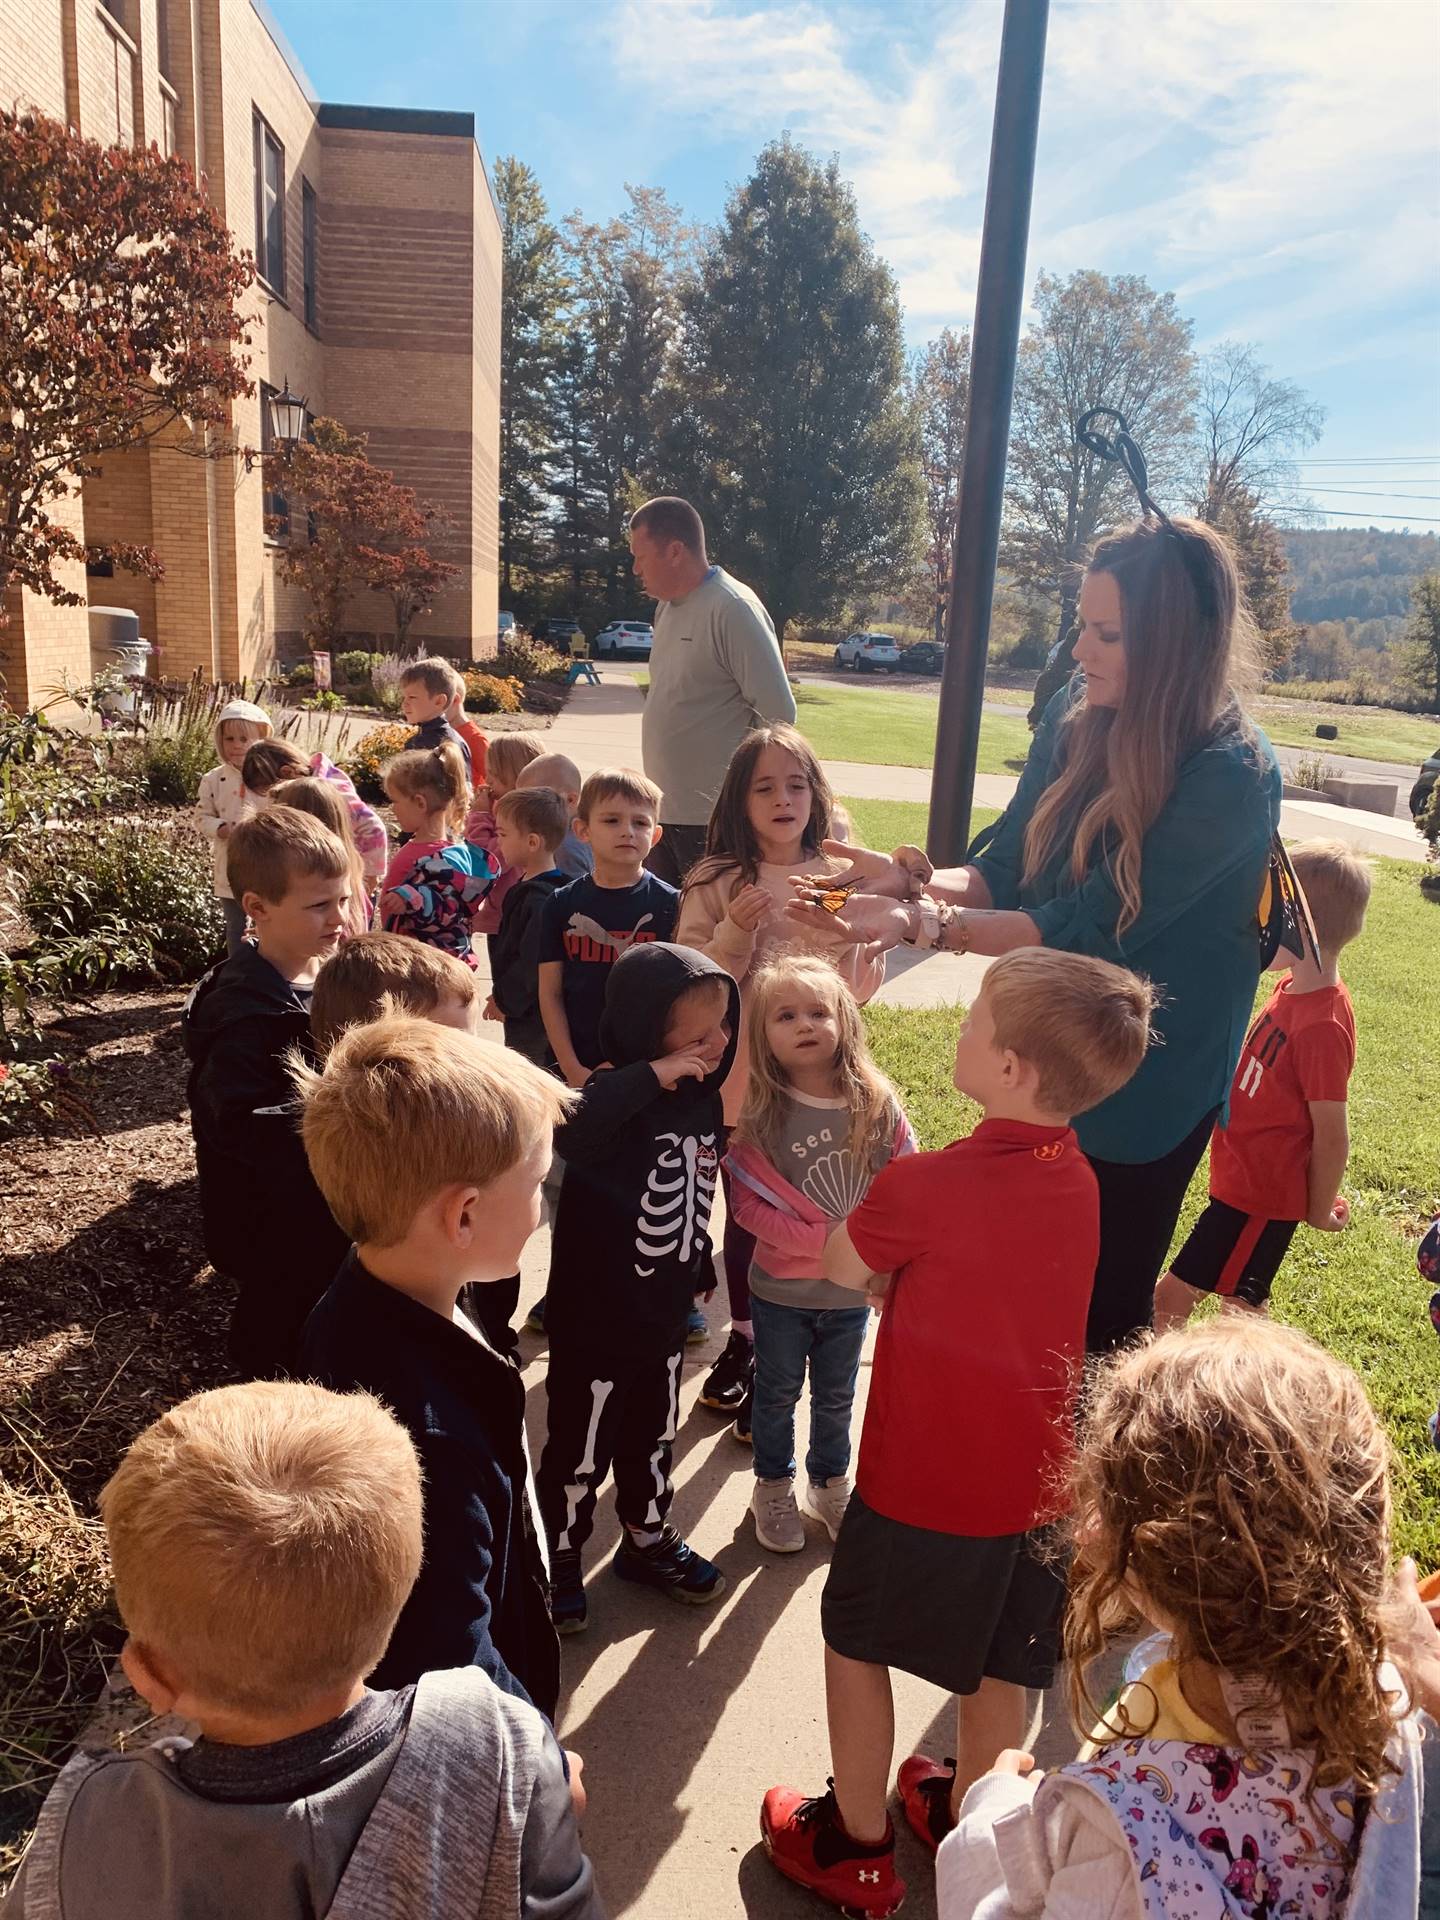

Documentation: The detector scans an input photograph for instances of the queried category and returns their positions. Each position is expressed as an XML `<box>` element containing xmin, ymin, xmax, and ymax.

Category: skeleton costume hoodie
<box><xmin>546</xmin><ymin>942</ymin><xmax>739</xmax><ymax>1353</ymax></box>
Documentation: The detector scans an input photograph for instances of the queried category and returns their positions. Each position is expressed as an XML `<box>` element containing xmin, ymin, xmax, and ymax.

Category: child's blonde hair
<box><xmin>485</xmin><ymin>731</ymin><xmax>544</xmax><ymax>795</ymax></box>
<box><xmin>982</xmin><ymin>949</ymin><xmax>1154</xmax><ymax>1117</ymax></box>
<box><xmin>384</xmin><ymin>741</ymin><xmax>470</xmax><ymax>837</ymax></box>
<box><xmin>735</xmin><ymin>955</ymin><xmax>900</xmax><ymax>1168</ymax></box>
<box><xmin>310</xmin><ymin>932</ymin><xmax>478</xmax><ymax>1052</ymax></box>
<box><xmin>295</xmin><ymin>1013</ymin><xmax>576</xmax><ymax>1246</ymax></box>
<box><xmin>269</xmin><ymin>776</ymin><xmax>369</xmax><ymax>936</ymax></box>
<box><xmin>226</xmin><ymin>805</ymin><xmax>348</xmax><ymax>907</ymax></box>
<box><xmin>1067</xmin><ymin>1318</ymin><xmax>1405</xmax><ymax>1807</ymax></box>
<box><xmin>519</xmin><ymin>751</ymin><xmax>581</xmax><ymax>800</ymax></box>
<box><xmin>399</xmin><ymin>655</ymin><xmax>464</xmax><ymax>701</ymax></box>
<box><xmin>1289</xmin><ymin>838</ymin><xmax>1373</xmax><ymax>953</ymax></box>
<box><xmin>100</xmin><ymin>1381</ymin><xmax>422</xmax><ymax>1717</ymax></box>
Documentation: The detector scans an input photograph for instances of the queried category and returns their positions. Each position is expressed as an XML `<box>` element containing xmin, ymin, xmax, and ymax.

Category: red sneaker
<box><xmin>896</xmin><ymin>1753</ymin><xmax>957</xmax><ymax>1854</ymax></box>
<box><xmin>760</xmin><ymin>1780</ymin><xmax>905</xmax><ymax>1918</ymax></box>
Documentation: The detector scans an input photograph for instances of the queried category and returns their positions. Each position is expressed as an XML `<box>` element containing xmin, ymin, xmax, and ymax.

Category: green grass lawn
<box><xmin>795</xmin><ymin>683</ymin><xmax>1032</xmax><ymax>773</ymax></box>
<box><xmin>1250</xmin><ymin>697</ymin><xmax>1438</xmax><ymax>769</ymax></box>
<box><xmin>842</xmin><ymin>792</ymin><xmax>1440</xmax><ymax>1565</ymax></box>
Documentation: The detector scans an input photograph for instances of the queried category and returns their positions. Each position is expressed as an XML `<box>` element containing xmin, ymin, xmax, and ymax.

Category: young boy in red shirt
<box><xmin>760</xmin><ymin>948</ymin><xmax>1154</xmax><ymax>1918</ymax></box>
<box><xmin>1153</xmin><ymin>838</ymin><xmax>1371</xmax><ymax>1331</ymax></box>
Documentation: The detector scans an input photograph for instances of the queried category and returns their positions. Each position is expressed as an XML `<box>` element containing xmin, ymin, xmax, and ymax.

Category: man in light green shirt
<box><xmin>630</xmin><ymin>496</ymin><xmax>797</xmax><ymax>886</ymax></box>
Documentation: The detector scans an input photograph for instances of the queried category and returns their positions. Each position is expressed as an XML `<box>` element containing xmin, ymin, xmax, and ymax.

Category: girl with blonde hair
<box><xmin>196</xmin><ymin>698</ymin><xmax>272</xmax><ymax>955</ymax></box>
<box><xmin>790</xmin><ymin>516</ymin><xmax>1281</xmax><ymax>1355</ymax></box>
<box><xmin>379</xmin><ymin>742</ymin><xmax>493</xmax><ymax>967</ymax></box>
<box><xmin>725</xmin><ymin>956</ymin><xmax>912</xmax><ymax>1555</ymax></box>
<box><xmin>467</xmin><ymin>730</ymin><xmax>546</xmax><ymax>942</ymax></box>
<box><xmin>268</xmin><ymin>776</ymin><xmax>374</xmax><ymax>940</ymax></box>
<box><xmin>936</xmin><ymin>1317</ymin><xmax>1425</xmax><ymax>1918</ymax></box>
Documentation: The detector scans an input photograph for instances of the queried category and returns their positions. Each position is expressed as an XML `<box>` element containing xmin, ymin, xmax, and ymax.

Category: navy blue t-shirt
<box><xmin>538</xmin><ymin>872</ymin><xmax>679</xmax><ymax>1068</ymax></box>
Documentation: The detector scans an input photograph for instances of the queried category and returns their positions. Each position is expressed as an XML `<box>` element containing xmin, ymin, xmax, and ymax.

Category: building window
<box><xmin>302</xmin><ymin>178</ymin><xmax>318</xmax><ymax>330</ymax></box>
<box><xmin>99</xmin><ymin>0</ymin><xmax>125</xmax><ymax>20</ymax></box>
<box><xmin>252</xmin><ymin>113</ymin><xmax>285</xmax><ymax>294</ymax></box>
<box><xmin>160</xmin><ymin>85</ymin><xmax>178</xmax><ymax>158</ymax></box>
<box><xmin>156</xmin><ymin>0</ymin><xmax>174</xmax><ymax>80</ymax></box>
<box><xmin>260</xmin><ymin>383</ymin><xmax>290</xmax><ymax>538</ymax></box>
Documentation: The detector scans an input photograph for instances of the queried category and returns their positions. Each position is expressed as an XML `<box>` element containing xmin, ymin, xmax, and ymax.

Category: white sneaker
<box><xmin>751</xmin><ymin>1477</ymin><xmax>806</xmax><ymax>1553</ymax></box>
<box><xmin>804</xmin><ymin>1476</ymin><xmax>852</xmax><ymax>1541</ymax></box>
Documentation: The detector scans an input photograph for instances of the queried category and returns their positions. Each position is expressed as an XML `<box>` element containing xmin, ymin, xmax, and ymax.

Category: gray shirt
<box><xmin>749</xmin><ymin>1091</ymin><xmax>880</xmax><ymax>1311</ymax></box>
<box><xmin>641</xmin><ymin>566</ymin><xmax>796</xmax><ymax>826</ymax></box>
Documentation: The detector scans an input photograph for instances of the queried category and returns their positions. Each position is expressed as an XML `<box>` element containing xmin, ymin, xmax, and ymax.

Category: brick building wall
<box><xmin>0</xmin><ymin>0</ymin><xmax>502</xmax><ymax>705</ymax></box>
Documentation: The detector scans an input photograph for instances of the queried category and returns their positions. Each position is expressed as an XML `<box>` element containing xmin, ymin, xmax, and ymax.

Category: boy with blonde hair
<box><xmin>1155</xmin><ymin>837</ymin><xmax>1372</xmax><ymax>1331</ymax></box>
<box><xmin>183</xmin><ymin>808</ymin><xmax>352</xmax><ymax>1376</ymax></box>
<box><xmin>487</xmin><ymin>787</ymin><xmax>571</xmax><ymax>1065</ymax></box>
<box><xmin>311</xmin><ymin>930</ymin><xmax>478</xmax><ymax>1053</ymax></box>
<box><xmin>517</xmin><ymin>750</ymin><xmax>594</xmax><ymax>879</ymax></box>
<box><xmin>401</xmin><ymin>654</ymin><xmax>473</xmax><ymax>774</ymax></box>
<box><xmin>537</xmin><ymin>768</ymin><xmax>677</xmax><ymax>1088</ymax></box>
<box><xmin>298</xmin><ymin>1017</ymin><xmax>575</xmax><ymax>1718</ymax></box>
<box><xmin>762</xmin><ymin>949</ymin><xmax>1154</xmax><ymax>1917</ymax></box>
<box><xmin>3</xmin><ymin>1380</ymin><xmax>598</xmax><ymax>1919</ymax></box>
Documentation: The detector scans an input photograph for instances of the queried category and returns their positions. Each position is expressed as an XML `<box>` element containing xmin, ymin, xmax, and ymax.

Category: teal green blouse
<box><xmin>971</xmin><ymin>687</ymin><xmax>1282</xmax><ymax>1164</ymax></box>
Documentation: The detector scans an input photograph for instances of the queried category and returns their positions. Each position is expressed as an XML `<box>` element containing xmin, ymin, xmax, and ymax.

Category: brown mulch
<box><xmin>0</xmin><ymin>987</ymin><xmax>235</xmax><ymax>1873</ymax></box>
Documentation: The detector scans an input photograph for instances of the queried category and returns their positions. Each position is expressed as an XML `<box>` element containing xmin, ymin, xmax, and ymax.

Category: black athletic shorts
<box><xmin>820</xmin><ymin>1491</ymin><xmax>1067</xmax><ymax>1695</ymax></box>
<box><xmin>1170</xmin><ymin>1197</ymin><xmax>1298</xmax><ymax>1309</ymax></box>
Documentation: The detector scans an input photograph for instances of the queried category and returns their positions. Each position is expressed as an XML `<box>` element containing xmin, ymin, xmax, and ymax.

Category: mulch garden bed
<box><xmin>1</xmin><ymin>987</ymin><xmax>233</xmax><ymax>1876</ymax></box>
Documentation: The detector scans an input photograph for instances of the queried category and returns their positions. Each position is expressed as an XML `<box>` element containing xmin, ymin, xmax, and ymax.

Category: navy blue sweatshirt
<box><xmin>302</xmin><ymin>1254</ymin><xmax>559</xmax><ymax>1720</ymax></box>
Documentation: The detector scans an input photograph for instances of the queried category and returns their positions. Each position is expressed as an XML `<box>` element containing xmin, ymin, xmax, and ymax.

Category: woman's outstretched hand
<box><xmin>787</xmin><ymin>840</ymin><xmax>928</xmax><ymax>901</ymax></box>
<box><xmin>785</xmin><ymin>890</ymin><xmax>915</xmax><ymax>960</ymax></box>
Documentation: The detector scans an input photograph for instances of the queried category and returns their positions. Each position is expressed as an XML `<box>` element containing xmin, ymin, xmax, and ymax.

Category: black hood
<box><xmin>182</xmin><ymin>944</ymin><xmax>311</xmax><ymax>1074</ymax></box>
<box><xmin>597</xmin><ymin>942</ymin><xmax>739</xmax><ymax>1089</ymax></box>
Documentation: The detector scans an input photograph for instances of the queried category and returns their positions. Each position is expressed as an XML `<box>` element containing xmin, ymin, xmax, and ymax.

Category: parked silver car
<box><xmin>834</xmin><ymin>632</ymin><xmax>901</xmax><ymax>672</ymax></box>
<box><xmin>593</xmin><ymin>621</ymin><xmax>654</xmax><ymax>658</ymax></box>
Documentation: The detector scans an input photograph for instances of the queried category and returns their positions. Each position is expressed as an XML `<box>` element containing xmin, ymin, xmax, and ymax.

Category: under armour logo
<box><xmin>857</xmin><ymin>1869</ymin><xmax>880</xmax><ymax>1883</ymax></box>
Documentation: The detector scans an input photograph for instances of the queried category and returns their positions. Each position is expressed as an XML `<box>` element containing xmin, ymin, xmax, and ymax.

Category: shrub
<box><xmin>494</xmin><ymin>636</ymin><xmax>569</xmax><ymax>684</ymax></box>
<box><xmin>463</xmin><ymin>672</ymin><xmax>524</xmax><ymax>715</ymax></box>
<box><xmin>341</xmin><ymin>721</ymin><xmax>413</xmax><ymax>804</ymax></box>
<box><xmin>1422</xmin><ymin>780</ymin><xmax>1439</xmax><ymax>857</ymax></box>
<box><xmin>1291</xmin><ymin>752</ymin><xmax>1337</xmax><ymax>792</ymax></box>
<box><xmin>301</xmin><ymin>689</ymin><xmax>344</xmax><ymax>712</ymax></box>
<box><xmin>123</xmin><ymin>673</ymin><xmax>233</xmax><ymax>807</ymax></box>
<box><xmin>0</xmin><ymin>707</ymin><xmax>139</xmax><ymax>852</ymax></box>
<box><xmin>371</xmin><ymin>649</ymin><xmax>422</xmax><ymax>715</ymax></box>
<box><xmin>287</xmin><ymin>661</ymin><xmax>315</xmax><ymax>687</ymax></box>
<box><xmin>333</xmin><ymin>649</ymin><xmax>378</xmax><ymax>687</ymax></box>
<box><xmin>9</xmin><ymin>815</ymin><xmax>224</xmax><ymax>994</ymax></box>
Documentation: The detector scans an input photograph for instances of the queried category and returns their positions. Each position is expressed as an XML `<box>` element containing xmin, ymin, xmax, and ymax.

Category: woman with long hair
<box><xmin>789</xmin><ymin>517</ymin><xmax>1281</xmax><ymax>1351</ymax></box>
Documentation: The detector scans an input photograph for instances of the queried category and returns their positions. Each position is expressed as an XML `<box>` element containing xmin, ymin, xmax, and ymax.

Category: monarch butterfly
<box><xmin>1258</xmin><ymin>835</ymin><xmax>1321</xmax><ymax>971</ymax></box>
<box><xmin>805</xmin><ymin>881</ymin><xmax>859</xmax><ymax>915</ymax></box>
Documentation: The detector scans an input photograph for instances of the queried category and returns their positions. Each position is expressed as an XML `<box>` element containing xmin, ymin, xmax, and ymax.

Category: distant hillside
<box><xmin>1282</xmin><ymin>526</ymin><xmax>1440</xmax><ymax>623</ymax></box>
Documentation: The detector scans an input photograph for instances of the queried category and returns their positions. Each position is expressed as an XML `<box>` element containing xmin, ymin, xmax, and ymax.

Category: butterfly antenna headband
<box><xmin>1074</xmin><ymin>407</ymin><xmax>1173</xmax><ymax>524</ymax></box>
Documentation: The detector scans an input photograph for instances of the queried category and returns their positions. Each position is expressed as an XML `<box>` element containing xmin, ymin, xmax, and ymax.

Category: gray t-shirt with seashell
<box><xmin>748</xmin><ymin>1091</ymin><xmax>879</xmax><ymax>1312</ymax></box>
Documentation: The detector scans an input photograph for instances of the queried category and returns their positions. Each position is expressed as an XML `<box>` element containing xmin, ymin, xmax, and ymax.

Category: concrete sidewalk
<box><xmin>542</xmin><ymin>671</ymin><xmax>1428</xmax><ymax>867</ymax></box>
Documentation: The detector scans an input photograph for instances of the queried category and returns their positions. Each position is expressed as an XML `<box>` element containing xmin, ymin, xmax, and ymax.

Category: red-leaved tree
<box><xmin>0</xmin><ymin>109</ymin><xmax>255</xmax><ymax>616</ymax></box>
<box><xmin>264</xmin><ymin>418</ymin><xmax>458</xmax><ymax>650</ymax></box>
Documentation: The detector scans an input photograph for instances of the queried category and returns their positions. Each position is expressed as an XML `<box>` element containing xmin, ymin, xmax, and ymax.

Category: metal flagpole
<box><xmin>927</xmin><ymin>0</ymin><xmax>1050</xmax><ymax>864</ymax></box>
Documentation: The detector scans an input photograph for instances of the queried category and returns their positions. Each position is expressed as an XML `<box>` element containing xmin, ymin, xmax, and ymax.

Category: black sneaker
<box><xmin>613</xmin><ymin>1525</ymin><xmax>726</xmax><ymax>1605</ymax></box>
<box><xmin>731</xmin><ymin>1383</ymin><xmax>752</xmax><ymax>1447</ymax></box>
<box><xmin>550</xmin><ymin>1548</ymin><xmax>587</xmax><ymax>1635</ymax></box>
<box><xmin>699</xmin><ymin>1330</ymin><xmax>753</xmax><ymax>1411</ymax></box>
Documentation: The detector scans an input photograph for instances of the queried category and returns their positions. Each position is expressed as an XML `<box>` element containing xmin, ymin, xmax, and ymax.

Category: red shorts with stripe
<box><xmin>1170</xmin><ymin>1199</ymin><xmax>1298</xmax><ymax>1308</ymax></box>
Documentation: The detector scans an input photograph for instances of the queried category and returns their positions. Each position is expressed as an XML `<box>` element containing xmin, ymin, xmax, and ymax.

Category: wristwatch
<box><xmin>903</xmin><ymin>900</ymin><xmax>942</xmax><ymax>949</ymax></box>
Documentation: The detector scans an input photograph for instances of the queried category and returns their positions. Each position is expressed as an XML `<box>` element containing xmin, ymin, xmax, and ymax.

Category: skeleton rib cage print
<box><xmin>635</xmin><ymin>1131</ymin><xmax>719</xmax><ymax>1276</ymax></box>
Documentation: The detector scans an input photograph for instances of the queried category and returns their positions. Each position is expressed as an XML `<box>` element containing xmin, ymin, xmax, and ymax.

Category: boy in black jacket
<box><xmin>537</xmin><ymin>942</ymin><xmax>739</xmax><ymax>1633</ymax></box>
<box><xmin>183</xmin><ymin>808</ymin><xmax>353</xmax><ymax>1377</ymax></box>
<box><xmin>298</xmin><ymin>1016</ymin><xmax>575</xmax><ymax>1718</ymax></box>
<box><xmin>487</xmin><ymin>786</ymin><xmax>571</xmax><ymax>1067</ymax></box>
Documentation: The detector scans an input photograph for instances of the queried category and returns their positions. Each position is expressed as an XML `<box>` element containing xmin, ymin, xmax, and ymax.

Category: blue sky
<box><xmin>276</xmin><ymin>0</ymin><xmax>1440</xmax><ymax>530</ymax></box>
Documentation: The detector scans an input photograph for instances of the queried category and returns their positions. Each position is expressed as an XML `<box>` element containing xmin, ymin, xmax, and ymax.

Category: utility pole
<box><xmin>927</xmin><ymin>0</ymin><xmax>1050</xmax><ymax>864</ymax></box>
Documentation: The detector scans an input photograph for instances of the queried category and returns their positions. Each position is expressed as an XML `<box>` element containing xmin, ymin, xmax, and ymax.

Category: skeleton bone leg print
<box><xmin>634</xmin><ymin>1133</ymin><xmax>718</xmax><ymax>1275</ymax></box>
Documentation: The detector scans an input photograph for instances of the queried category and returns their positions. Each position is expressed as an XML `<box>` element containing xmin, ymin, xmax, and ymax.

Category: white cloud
<box><xmin>603</xmin><ymin>0</ymin><xmax>1440</xmax><ymax>359</ymax></box>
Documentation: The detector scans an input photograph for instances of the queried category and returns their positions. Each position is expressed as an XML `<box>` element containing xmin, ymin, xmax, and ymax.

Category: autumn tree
<box><xmin>1192</xmin><ymin>340</ymin><xmax>1324</xmax><ymax>520</ymax></box>
<box><xmin>1399</xmin><ymin>570</ymin><xmax>1440</xmax><ymax>712</ymax></box>
<box><xmin>0</xmin><ymin>108</ymin><xmax>254</xmax><ymax>617</ymax></box>
<box><xmin>1207</xmin><ymin>485</ymin><xmax>1304</xmax><ymax>678</ymax></box>
<box><xmin>264</xmin><ymin>419</ymin><xmax>456</xmax><ymax>651</ymax></box>
<box><xmin>493</xmin><ymin>157</ymin><xmax>567</xmax><ymax>603</ymax></box>
<box><xmin>911</xmin><ymin>328</ymin><xmax>971</xmax><ymax>643</ymax></box>
<box><xmin>1004</xmin><ymin>270</ymin><xmax>1196</xmax><ymax>660</ymax></box>
<box><xmin>658</xmin><ymin>140</ymin><xmax>922</xmax><ymax>640</ymax></box>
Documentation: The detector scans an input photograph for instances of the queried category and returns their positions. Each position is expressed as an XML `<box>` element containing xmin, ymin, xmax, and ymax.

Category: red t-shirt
<box><xmin>846</xmin><ymin>1119</ymin><xmax>1097</xmax><ymax>1538</ymax></box>
<box><xmin>1208</xmin><ymin>976</ymin><xmax>1356</xmax><ymax>1221</ymax></box>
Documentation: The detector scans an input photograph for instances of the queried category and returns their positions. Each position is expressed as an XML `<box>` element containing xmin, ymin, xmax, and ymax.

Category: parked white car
<box><xmin>834</xmin><ymin>632</ymin><xmax>901</xmax><ymax>672</ymax></box>
<box><xmin>593</xmin><ymin>620</ymin><xmax>654</xmax><ymax>658</ymax></box>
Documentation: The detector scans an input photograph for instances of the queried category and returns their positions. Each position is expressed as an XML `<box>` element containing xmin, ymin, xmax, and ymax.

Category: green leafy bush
<box><xmin>341</xmin><ymin>722</ymin><xmax>413</xmax><ymax>804</ymax></box>
<box><xmin>0</xmin><ymin>708</ymin><xmax>139</xmax><ymax>851</ymax></box>
<box><xmin>493</xmin><ymin>637</ymin><xmax>569</xmax><ymax>685</ymax></box>
<box><xmin>302</xmin><ymin>690</ymin><xmax>345</xmax><ymax>712</ymax></box>
<box><xmin>286</xmin><ymin>661</ymin><xmax>315</xmax><ymax>687</ymax></box>
<box><xmin>463</xmin><ymin>672</ymin><xmax>524</xmax><ymax>715</ymax></box>
<box><xmin>10</xmin><ymin>816</ymin><xmax>224</xmax><ymax>993</ymax></box>
<box><xmin>334</xmin><ymin>649</ymin><xmax>378</xmax><ymax>686</ymax></box>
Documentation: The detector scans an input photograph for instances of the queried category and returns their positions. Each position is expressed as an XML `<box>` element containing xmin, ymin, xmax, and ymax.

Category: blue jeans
<box><xmin>750</xmin><ymin>1293</ymin><xmax>869</xmax><ymax>1485</ymax></box>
